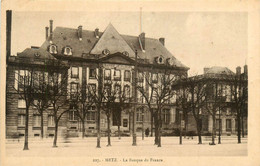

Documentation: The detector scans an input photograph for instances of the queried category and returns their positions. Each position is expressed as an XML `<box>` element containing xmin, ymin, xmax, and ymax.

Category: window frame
<box><xmin>18</xmin><ymin>114</ymin><xmax>26</xmax><ymax>127</ymax></box>
<box><xmin>63</xmin><ymin>46</ymin><xmax>72</xmax><ymax>55</ymax></box>
<box><xmin>104</xmin><ymin>69</ymin><xmax>111</xmax><ymax>80</ymax></box>
<box><xmin>48</xmin><ymin>115</ymin><xmax>55</xmax><ymax>127</ymax></box>
<box><xmin>18</xmin><ymin>99</ymin><xmax>26</xmax><ymax>109</ymax></box>
<box><xmin>124</xmin><ymin>70</ymin><xmax>131</xmax><ymax>81</ymax></box>
<box><xmin>89</xmin><ymin>68</ymin><xmax>96</xmax><ymax>79</ymax></box>
<box><xmin>71</xmin><ymin>67</ymin><xmax>79</xmax><ymax>78</ymax></box>
<box><xmin>114</xmin><ymin>69</ymin><xmax>121</xmax><ymax>81</ymax></box>
<box><xmin>33</xmin><ymin>114</ymin><xmax>41</xmax><ymax>127</ymax></box>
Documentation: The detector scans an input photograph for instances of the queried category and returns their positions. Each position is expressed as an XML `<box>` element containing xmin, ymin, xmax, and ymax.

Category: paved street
<box><xmin>5</xmin><ymin>136</ymin><xmax>247</xmax><ymax>157</ymax></box>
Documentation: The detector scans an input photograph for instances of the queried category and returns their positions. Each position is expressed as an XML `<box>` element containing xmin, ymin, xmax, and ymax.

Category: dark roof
<box><xmin>205</xmin><ymin>66</ymin><xmax>234</xmax><ymax>75</ymax></box>
<box><xmin>40</xmin><ymin>24</ymin><xmax>188</xmax><ymax>69</ymax></box>
<box><xmin>17</xmin><ymin>47</ymin><xmax>56</xmax><ymax>60</ymax></box>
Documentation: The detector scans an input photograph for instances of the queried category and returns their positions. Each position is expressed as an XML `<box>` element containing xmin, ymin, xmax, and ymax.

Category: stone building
<box><xmin>6</xmin><ymin>20</ymin><xmax>189</xmax><ymax>138</ymax></box>
<box><xmin>175</xmin><ymin>66</ymin><xmax>248</xmax><ymax>136</ymax></box>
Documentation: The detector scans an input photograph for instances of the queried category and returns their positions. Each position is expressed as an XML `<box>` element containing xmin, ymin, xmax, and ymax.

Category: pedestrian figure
<box><xmin>145</xmin><ymin>128</ymin><xmax>150</xmax><ymax>137</ymax></box>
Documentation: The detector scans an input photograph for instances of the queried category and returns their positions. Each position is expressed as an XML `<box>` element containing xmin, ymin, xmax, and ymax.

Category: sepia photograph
<box><xmin>1</xmin><ymin>1</ymin><xmax>260</xmax><ymax>166</ymax></box>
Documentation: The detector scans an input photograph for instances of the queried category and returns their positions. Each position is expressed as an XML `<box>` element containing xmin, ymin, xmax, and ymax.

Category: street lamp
<box><xmin>142</xmin><ymin>109</ymin><xmax>144</xmax><ymax>140</ymax></box>
<box><xmin>179</xmin><ymin>110</ymin><xmax>183</xmax><ymax>145</ymax></box>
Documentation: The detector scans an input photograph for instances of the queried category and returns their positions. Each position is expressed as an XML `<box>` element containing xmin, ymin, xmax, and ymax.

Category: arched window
<box><xmin>49</xmin><ymin>45</ymin><xmax>57</xmax><ymax>54</ymax></box>
<box><xmin>64</xmin><ymin>46</ymin><xmax>72</xmax><ymax>55</ymax></box>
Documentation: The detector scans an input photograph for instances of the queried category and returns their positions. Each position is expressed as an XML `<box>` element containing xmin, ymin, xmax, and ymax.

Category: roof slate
<box><xmin>40</xmin><ymin>24</ymin><xmax>188</xmax><ymax>69</ymax></box>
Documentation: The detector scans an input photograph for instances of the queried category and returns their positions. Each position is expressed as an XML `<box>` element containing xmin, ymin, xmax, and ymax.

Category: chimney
<box><xmin>159</xmin><ymin>38</ymin><xmax>165</xmax><ymax>46</ymax></box>
<box><xmin>78</xmin><ymin>25</ymin><xmax>82</xmax><ymax>41</ymax></box>
<box><xmin>244</xmin><ymin>65</ymin><xmax>248</xmax><ymax>75</ymax></box>
<box><xmin>95</xmin><ymin>28</ymin><xmax>99</xmax><ymax>38</ymax></box>
<box><xmin>236</xmin><ymin>66</ymin><xmax>241</xmax><ymax>75</ymax></box>
<box><xmin>49</xmin><ymin>20</ymin><xmax>53</xmax><ymax>42</ymax></box>
<box><xmin>139</xmin><ymin>32</ymin><xmax>145</xmax><ymax>51</ymax></box>
<box><xmin>204</xmin><ymin>67</ymin><xmax>210</xmax><ymax>74</ymax></box>
<box><xmin>45</xmin><ymin>27</ymin><xmax>49</xmax><ymax>40</ymax></box>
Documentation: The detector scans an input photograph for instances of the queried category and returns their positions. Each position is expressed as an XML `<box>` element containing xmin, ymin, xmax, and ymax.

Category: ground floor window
<box><xmin>69</xmin><ymin>109</ymin><xmax>78</xmax><ymax>121</ymax></box>
<box><xmin>48</xmin><ymin>115</ymin><xmax>55</xmax><ymax>127</ymax></box>
<box><xmin>18</xmin><ymin>114</ymin><xmax>25</xmax><ymax>127</ymax></box>
<box><xmin>226</xmin><ymin>119</ymin><xmax>232</xmax><ymax>132</ymax></box>
<box><xmin>33</xmin><ymin>115</ymin><xmax>41</xmax><ymax>127</ymax></box>
<box><xmin>87</xmin><ymin>106</ymin><xmax>96</xmax><ymax>122</ymax></box>
<box><xmin>162</xmin><ymin>109</ymin><xmax>170</xmax><ymax>124</ymax></box>
<box><xmin>136</xmin><ymin>108</ymin><xmax>143</xmax><ymax>122</ymax></box>
<box><xmin>123</xmin><ymin>119</ymin><xmax>128</xmax><ymax>127</ymax></box>
<box><xmin>216</xmin><ymin>119</ymin><xmax>222</xmax><ymax>132</ymax></box>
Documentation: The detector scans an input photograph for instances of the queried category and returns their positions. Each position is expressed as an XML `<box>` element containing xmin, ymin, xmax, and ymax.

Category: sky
<box><xmin>11</xmin><ymin>11</ymin><xmax>248</xmax><ymax>75</ymax></box>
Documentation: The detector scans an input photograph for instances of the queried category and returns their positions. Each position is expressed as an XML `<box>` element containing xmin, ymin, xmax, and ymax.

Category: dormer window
<box><xmin>167</xmin><ymin>58</ymin><xmax>174</xmax><ymax>66</ymax></box>
<box><xmin>49</xmin><ymin>45</ymin><xmax>57</xmax><ymax>54</ymax></box>
<box><xmin>64</xmin><ymin>47</ymin><xmax>72</xmax><ymax>55</ymax></box>
<box><xmin>155</xmin><ymin>56</ymin><xmax>164</xmax><ymax>64</ymax></box>
<box><xmin>34</xmin><ymin>52</ymin><xmax>40</xmax><ymax>57</ymax></box>
<box><xmin>102</xmin><ymin>49</ymin><xmax>110</xmax><ymax>55</ymax></box>
<box><xmin>122</xmin><ymin>51</ymin><xmax>129</xmax><ymax>56</ymax></box>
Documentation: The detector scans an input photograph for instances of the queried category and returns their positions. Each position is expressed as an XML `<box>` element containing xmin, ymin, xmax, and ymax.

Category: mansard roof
<box><xmin>205</xmin><ymin>66</ymin><xmax>235</xmax><ymax>75</ymax></box>
<box><xmin>40</xmin><ymin>23</ymin><xmax>188</xmax><ymax>70</ymax></box>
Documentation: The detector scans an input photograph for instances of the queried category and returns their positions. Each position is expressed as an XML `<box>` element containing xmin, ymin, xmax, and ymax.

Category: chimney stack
<box><xmin>49</xmin><ymin>20</ymin><xmax>53</xmax><ymax>43</ymax></box>
<box><xmin>159</xmin><ymin>38</ymin><xmax>165</xmax><ymax>46</ymax></box>
<box><xmin>244</xmin><ymin>65</ymin><xmax>248</xmax><ymax>75</ymax></box>
<box><xmin>45</xmin><ymin>27</ymin><xmax>49</xmax><ymax>40</ymax></box>
<box><xmin>204</xmin><ymin>67</ymin><xmax>210</xmax><ymax>74</ymax></box>
<box><xmin>95</xmin><ymin>28</ymin><xmax>99</xmax><ymax>38</ymax></box>
<box><xmin>139</xmin><ymin>32</ymin><xmax>145</xmax><ymax>51</ymax></box>
<box><xmin>236</xmin><ymin>66</ymin><xmax>241</xmax><ymax>75</ymax></box>
<box><xmin>78</xmin><ymin>25</ymin><xmax>82</xmax><ymax>41</ymax></box>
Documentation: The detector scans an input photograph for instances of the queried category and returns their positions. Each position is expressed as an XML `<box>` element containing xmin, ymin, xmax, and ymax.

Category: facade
<box><xmin>6</xmin><ymin>20</ymin><xmax>189</xmax><ymax>138</ymax></box>
<box><xmin>176</xmin><ymin>66</ymin><xmax>248</xmax><ymax>136</ymax></box>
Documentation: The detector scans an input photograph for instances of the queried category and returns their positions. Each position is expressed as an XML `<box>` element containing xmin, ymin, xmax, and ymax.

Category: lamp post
<box><xmin>179</xmin><ymin>110</ymin><xmax>183</xmax><ymax>145</ymax></box>
<box><xmin>132</xmin><ymin>50</ymin><xmax>138</xmax><ymax>146</ymax></box>
<box><xmin>142</xmin><ymin>109</ymin><xmax>144</xmax><ymax>140</ymax></box>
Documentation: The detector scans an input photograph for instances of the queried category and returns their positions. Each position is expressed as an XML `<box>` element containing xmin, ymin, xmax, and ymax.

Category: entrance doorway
<box><xmin>112</xmin><ymin>106</ymin><xmax>121</xmax><ymax>126</ymax></box>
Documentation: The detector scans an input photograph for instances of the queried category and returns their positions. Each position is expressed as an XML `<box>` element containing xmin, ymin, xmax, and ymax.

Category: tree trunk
<box><xmin>184</xmin><ymin>113</ymin><xmax>188</xmax><ymax>138</ymax></box>
<box><xmin>23</xmin><ymin>107</ymin><xmax>29</xmax><ymax>150</ymax></box>
<box><xmin>40</xmin><ymin>111</ymin><xmax>44</xmax><ymax>139</ymax></box>
<box><xmin>118</xmin><ymin>125</ymin><xmax>121</xmax><ymax>140</ymax></box>
<box><xmin>53</xmin><ymin>122</ymin><xmax>58</xmax><ymax>147</ymax></box>
<box><xmin>96</xmin><ymin>106</ymin><xmax>101</xmax><ymax>148</ymax></box>
<box><xmin>157</xmin><ymin>110</ymin><xmax>162</xmax><ymax>147</ymax></box>
<box><xmin>150</xmin><ymin>111</ymin><xmax>153</xmax><ymax>137</ymax></box>
<box><xmin>107</xmin><ymin>115</ymin><xmax>111</xmax><ymax>146</ymax></box>
<box><xmin>237</xmin><ymin>115</ymin><xmax>241</xmax><ymax>143</ymax></box>
<box><xmin>211</xmin><ymin>115</ymin><xmax>216</xmax><ymax>145</ymax></box>
<box><xmin>241</xmin><ymin>114</ymin><xmax>245</xmax><ymax>138</ymax></box>
<box><xmin>154</xmin><ymin>112</ymin><xmax>159</xmax><ymax>145</ymax></box>
<box><xmin>196</xmin><ymin>120</ymin><xmax>202</xmax><ymax>144</ymax></box>
<box><xmin>82</xmin><ymin>121</ymin><xmax>85</xmax><ymax>139</ymax></box>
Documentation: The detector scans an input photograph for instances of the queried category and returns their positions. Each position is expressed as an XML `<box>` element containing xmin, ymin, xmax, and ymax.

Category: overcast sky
<box><xmin>11</xmin><ymin>11</ymin><xmax>247</xmax><ymax>75</ymax></box>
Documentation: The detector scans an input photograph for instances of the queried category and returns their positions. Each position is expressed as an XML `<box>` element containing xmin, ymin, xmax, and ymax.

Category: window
<box><xmin>89</xmin><ymin>68</ymin><xmax>96</xmax><ymax>79</ymax></box>
<box><xmin>162</xmin><ymin>109</ymin><xmax>170</xmax><ymax>124</ymax></box>
<box><xmin>71</xmin><ymin>67</ymin><xmax>79</xmax><ymax>78</ymax></box>
<box><xmin>138</xmin><ymin>72</ymin><xmax>144</xmax><ymax>82</ymax></box>
<box><xmin>102</xmin><ymin>49</ymin><xmax>110</xmax><ymax>55</ymax></box>
<box><xmin>48</xmin><ymin>115</ymin><xmax>55</xmax><ymax>127</ymax></box>
<box><xmin>18</xmin><ymin>114</ymin><xmax>25</xmax><ymax>127</ymax></box>
<box><xmin>104</xmin><ymin>84</ymin><xmax>111</xmax><ymax>99</ymax></box>
<box><xmin>18</xmin><ymin>99</ymin><xmax>26</xmax><ymax>108</ymax></box>
<box><xmin>87</xmin><ymin>106</ymin><xmax>96</xmax><ymax>121</ymax></box>
<box><xmin>88</xmin><ymin>84</ymin><xmax>96</xmax><ymax>96</ymax></box>
<box><xmin>123</xmin><ymin>119</ymin><xmax>128</xmax><ymax>127</ymax></box>
<box><xmin>226</xmin><ymin>119</ymin><xmax>232</xmax><ymax>132</ymax></box>
<box><xmin>216</xmin><ymin>119</ymin><xmax>222</xmax><ymax>132</ymax></box>
<box><xmin>18</xmin><ymin>70</ymin><xmax>30</xmax><ymax>92</ymax></box>
<box><xmin>124</xmin><ymin>85</ymin><xmax>130</xmax><ymax>99</ymax></box>
<box><xmin>104</xmin><ymin>69</ymin><xmax>111</xmax><ymax>80</ymax></box>
<box><xmin>124</xmin><ymin>70</ymin><xmax>131</xmax><ymax>81</ymax></box>
<box><xmin>69</xmin><ymin>109</ymin><xmax>77</xmax><ymax>121</ymax></box>
<box><xmin>49</xmin><ymin>45</ymin><xmax>57</xmax><ymax>54</ymax></box>
<box><xmin>136</xmin><ymin>108</ymin><xmax>143</xmax><ymax>122</ymax></box>
<box><xmin>114</xmin><ymin>69</ymin><xmax>121</xmax><ymax>81</ymax></box>
<box><xmin>33</xmin><ymin>115</ymin><xmax>41</xmax><ymax>127</ymax></box>
<box><xmin>115</xmin><ymin>85</ymin><xmax>121</xmax><ymax>102</ymax></box>
<box><xmin>64</xmin><ymin>47</ymin><xmax>72</xmax><ymax>55</ymax></box>
<box><xmin>152</xmin><ymin>73</ymin><xmax>158</xmax><ymax>83</ymax></box>
<box><xmin>70</xmin><ymin>83</ymin><xmax>78</xmax><ymax>99</ymax></box>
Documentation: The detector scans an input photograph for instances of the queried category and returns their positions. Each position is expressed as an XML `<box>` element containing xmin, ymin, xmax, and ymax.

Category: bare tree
<box><xmin>138</xmin><ymin>70</ymin><xmax>176</xmax><ymax>147</ymax></box>
<box><xmin>229</xmin><ymin>71</ymin><xmax>248</xmax><ymax>143</ymax></box>
<box><xmin>70</xmin><ymin>84</ymin><xmax>95</xmax><ymax>138</ymax></box>
<box><xmin>46</xmin><ymin>60</ymin><xmax>69</xmax><ymax>147</ymax></box>
<box><xmin>31</xmin><ymin>71</ymin><xmax>51</xmax><ymax>139</ymax></box>
<box><xmin>14</xmin><ymin>68</ymin><xmax>35</xmax><ymax>150</ymax></box>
